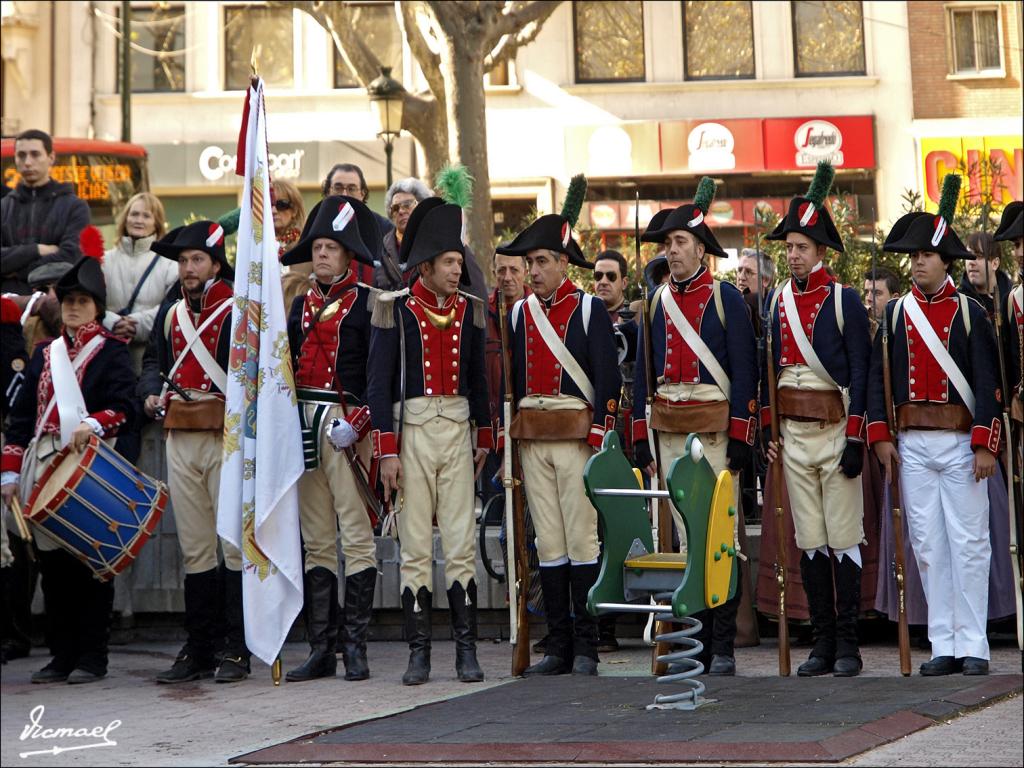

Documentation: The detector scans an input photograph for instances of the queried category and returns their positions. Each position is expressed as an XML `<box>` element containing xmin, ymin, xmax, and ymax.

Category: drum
<box><xmin>23</xmin><ymin>435</ymin><xmax>168</xmax><ymax>581</ymax></box>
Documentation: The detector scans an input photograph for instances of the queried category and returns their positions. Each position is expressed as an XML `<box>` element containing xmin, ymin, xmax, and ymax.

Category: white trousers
<box><xmin>900</xmin><ymin>429</ymin><xmax>990</xmax><ymax>660</ymax></box>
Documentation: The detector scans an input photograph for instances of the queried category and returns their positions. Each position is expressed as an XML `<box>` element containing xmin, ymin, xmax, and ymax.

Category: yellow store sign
<box><xmin>919</xmin><ymin>135</ymin><xmax>1022</xmax><ymax>212</ymax></box>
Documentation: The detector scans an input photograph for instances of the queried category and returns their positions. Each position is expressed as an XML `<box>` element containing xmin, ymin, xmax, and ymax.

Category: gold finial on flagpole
<box><xmin>250</xmin><ymin>45</ymin><xmax>261</xmax><ymax>76</ymax></box>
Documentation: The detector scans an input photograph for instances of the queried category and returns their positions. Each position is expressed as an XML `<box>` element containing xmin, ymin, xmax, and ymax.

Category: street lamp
<box><xmin>367</xmin><ymin>66</ymin><xmax>406</xmax><ymax>189</ymax></box>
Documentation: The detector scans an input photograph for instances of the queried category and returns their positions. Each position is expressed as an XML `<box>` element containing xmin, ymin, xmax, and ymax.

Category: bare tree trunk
<box><xmin>441</xmin><ymin>40</ymin><xmax>494</xmax><ymax>279</ymax></box>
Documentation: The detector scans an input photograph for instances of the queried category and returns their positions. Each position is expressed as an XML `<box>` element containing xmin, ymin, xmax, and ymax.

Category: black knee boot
<box><xmin>157</xmin><ymin>568</ymin><xmax>219</xmax><ymax>683</ymax></box>
<box><xmin>570</xmin><ymin>563</ymin><xmax>600</xmax><ymax>675</ymax></box>
<box><xmin>797</xmin><ymin>553</ymin><xmax>836</xmax><ymax>677</ymax></box>
<box><xmin>833</xmin><ymin>556</ymin><xmax>863</xmax><ymax>677</ymax></box>
<box><xmin>401</xmin><ymin>586</ymin><xmax>431</xmax><ymax>685</ymax></box>
<box><xmin>32</xmin><ymin>550</ymin><xmax>78</xmax><ymax>683</ymax></box>
<box><xmin>286</xmin><ymin>567</ymin><xmax>338</xmax><ymax>682</ymax></box>
<box><xmin>523</xmin><ymin>563</ymin><xmax>572</xmax><ymax>676</ymax></box>
<box><xmin>216</xmin><ymin>567</ymin><xmax>251</xmax><ymax>683</ymax></box>
<box><xmin>448</xmin><ymin>580</ymin><xmax>484</xmax><ymax>682</ymax></box>
<box><xmin>70</xmin><ymin>563</ymin><xmax>115</xmax><ymax>683</ymax></box>
<box><xmin>341</xmin><ymin>567</ymin><xmax>376</xmax><ymax>681</ymax></box>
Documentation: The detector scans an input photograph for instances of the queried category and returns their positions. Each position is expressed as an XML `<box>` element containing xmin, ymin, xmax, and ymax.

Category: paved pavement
<box><xmin>1</xmin><ymin>637</ymin><xmax>1020</xmax><ymax>766</ymax></box>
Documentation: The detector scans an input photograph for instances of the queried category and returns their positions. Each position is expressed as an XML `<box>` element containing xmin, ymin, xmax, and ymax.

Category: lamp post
<box><xmin>367</xmin><ymin>66</ymin><xmax>406</xmax><ymax>189</ymax></box>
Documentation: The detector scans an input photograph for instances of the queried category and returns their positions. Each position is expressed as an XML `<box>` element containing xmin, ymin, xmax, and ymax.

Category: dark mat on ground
<box><xmin>234</xmin><ymin>673</ymin><xmax>1022</xmax><ymax>764</ymax></box>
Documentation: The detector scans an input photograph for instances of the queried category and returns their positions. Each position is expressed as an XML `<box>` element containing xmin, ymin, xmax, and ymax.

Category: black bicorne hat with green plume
<box><xmin>640</xmin><ymin>176</ymin><xmax>727</xmax><ymax>258</ymax></box>
<box><xmin>400</xmin><ymin>164</ymin><xmax>475</xmax><ymax>286</ymax></box>
<box><xmin>495</xmin><ymin>174</ymin><xmax>592</xmax><ymax>268</ymax></box>
<box><xmin>883</xmin><ymin>173</ymin><xmax>972</xmax><ymax>260</ymax></box>
<box><xmin>766</xmin><ymin>161</ymin><xmax>844</xmax><ymax>253</ymax></box>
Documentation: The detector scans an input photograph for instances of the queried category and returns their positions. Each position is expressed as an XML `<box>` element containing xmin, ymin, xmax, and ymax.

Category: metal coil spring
<box><xmin>647</xmin><ymin>609</ymin><xmax>706</xmax><ymax>711</ymax></box>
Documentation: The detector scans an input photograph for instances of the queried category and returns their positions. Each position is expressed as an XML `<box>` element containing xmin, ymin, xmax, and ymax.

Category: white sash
<box><xmin>658</xmin><ymin>285</ymin><xmax>731</xmax><ymax>399</ymax></box>
<box><xmin>781</xmin><ymin>280</ymin><xmax>840</xmax><ymax>390</ymax></box>
<box><xmin>164</xmin><ymin>300</ymin><xmax>231</xmax><ymax>395</ymax></box>
<box><xmin>902</xmin><ymin>294</ymin><xmax>976</xmax><ymax>416</ymax></box>
<box><xmin>47</xmin><ymin>335</ymin><xmax>105</xmax><ymax>447</ymax></box>
<box><xmin>525</xmin><ymin>293</ymin><xmax>595</xmax><ymax>405</ymax></box>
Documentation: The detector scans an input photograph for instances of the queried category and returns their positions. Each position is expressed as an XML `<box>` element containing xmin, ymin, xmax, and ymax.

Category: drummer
<box><xmin>0</xmin><ymin>254</ymin><xmax>138</xmax><ymax>684</ymax></box>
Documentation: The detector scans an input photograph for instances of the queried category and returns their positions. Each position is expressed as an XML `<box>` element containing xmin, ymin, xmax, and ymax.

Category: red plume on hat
<box><xmin>79</xmin><ymin>225</ymin><xmax>105</xmax><ymax>263</ymax></box>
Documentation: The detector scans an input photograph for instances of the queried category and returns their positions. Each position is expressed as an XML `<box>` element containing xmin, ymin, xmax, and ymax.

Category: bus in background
<box><xmin>1</xmin><ymin>137</ymin><xmax>149</xmax><ymax>226</ymax></box>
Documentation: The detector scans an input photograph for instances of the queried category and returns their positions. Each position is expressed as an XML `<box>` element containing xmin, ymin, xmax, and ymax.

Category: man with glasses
<box><xmin>322</xmin><ymin>163</ymin><xmax>393</xmax><ymax>285</ymax></box>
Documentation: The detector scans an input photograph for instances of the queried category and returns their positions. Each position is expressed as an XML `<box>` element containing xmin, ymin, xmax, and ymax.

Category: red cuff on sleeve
<box><xmin>1</xmin><ymin>444</ymin><xmax>25</xmax><ymax>474</ymax></box>
<box><xmin>845</xmin><ymin>414</ymin><xmax>865</xmax><ymax>440</ymax></box>
<box><xmin>729</xmin><ymin>416</ymin><xmax>756</xmax><ymax>445</ymax></box>
<box><xmin>632</xmin><ymin>417</ymin><xmax>649</xmax><ymax>444</ymax></box>
<box><xmin>971</xmin><ymin>419</ymin><xmax>1001</xmax><ymax>455</ymax></box>
<box><xmin>866</xmin><ymin>420</ymin><xmax>892</xmax><ymax>446</ymax></box>
<box><xmin>345</xmin><ymin>405</ymin><xmax>371</xmax><ymax>440</ymax></box>
<box><xmin>372</xmin><ymin>429</ymin><xmax>398</xmax><ymax>458</ymax></box>
<box><xmin>588</xmin><ymin>422</ymin><xmax>607</xmax><ymax>450</ymax></box>
<box><xmin>89</xmin><ymin>409</ymin><xmax>127</xmax><ymax>436</ymax></box>
<box><xmin>476</xmin><ymin>425</ymin><xmax>494</xmax><ymax>452</ymax></box>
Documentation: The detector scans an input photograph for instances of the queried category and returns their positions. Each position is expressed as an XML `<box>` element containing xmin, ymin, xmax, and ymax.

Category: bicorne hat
<box><xmin>495</xmin><ymin>174</ymin><xmax>592</xmax><ymax>268</ymax></box>
<box><xmin>883</xmin><ymin>174</ymin><xmax>973</xmax><ymax>260</ymax></box>
<box><xmin>766</xmin><ymin>161</ymin><xmax>844</xmax><ymax>253</ymax></box>
<box><xmin>640</xmin><ymin>176</ymin><xmax>727</xmax><ymax>258</ymax></box>
<box><xmin>400</xmin><ymin>165</ymin><xmax>475</xmax><ymax>287</ymax></box>
<box><xmin>153</xmin><ymin>220</ymin><xmax>235</xmax><ymax>280</ymax></box>
<box><xmin>283</xmin><ymin>195</ymin><xmax>381</xmax><ymax>267</ymax></box>
<box><xmin>994</xmin><ymin>200</ymin><xmax>1023</xmax><ymax>243</ymax></box>
<box><xmin>56</xmin><ymin>256</ymin><xmax>107</xmax><ymax>305</ymax></box>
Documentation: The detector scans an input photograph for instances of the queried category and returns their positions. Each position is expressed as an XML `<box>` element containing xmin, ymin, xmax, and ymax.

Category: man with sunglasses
<box><xmin>593</xmin><ymin>250</ymin><xmax>629</xmax><ymax>323</ymax></box>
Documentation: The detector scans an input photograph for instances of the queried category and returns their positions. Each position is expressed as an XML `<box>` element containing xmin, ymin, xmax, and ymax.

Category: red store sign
<box><xmin>762</xmin><ymin>116</ymin><xmax>876</xmax><ymax>171</ymax></box>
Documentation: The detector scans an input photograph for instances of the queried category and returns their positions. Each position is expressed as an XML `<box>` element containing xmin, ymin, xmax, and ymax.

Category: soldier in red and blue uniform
<box><xmin>282</xmin><ymin>196</ymin><xmax>382</xmax><ymax>683</ymax></box>
<box><xmin>138</xmin><ymin>220</ymin><xmax>250</xmax><ymax>684</ymax></box>
<box><xmin>762</xmin><ymin>162</ymin><xmax>872</xmax><ymax>677</ymax></box>
<box><xmin>1</xmin><ymin>255</ymin><xmax>136</xmax><ymax>684</ymax></box>
<box><xmin>869</xmin><ymin>175</ymin><xmax>1001</xmax><ymax>676</ymax></box>
<box><xmin>367</xmin><ymin>188</ymin><xmax>492</xmax><ymax>686</ymax></box>
<box><xmin>496</xmin><ymin>194</ymin><xmax>622</xmax><ymax>677</ymax></box>
<box><xmin>631</xmin><ymin>178</ymin><xmax>757</xmax><ymax>677</ymax></box>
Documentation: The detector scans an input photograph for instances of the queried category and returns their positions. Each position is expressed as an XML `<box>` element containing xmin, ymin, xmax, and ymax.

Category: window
<box><xmin>224</xmin><ymin>6</ymin><xmax>294</xmax><ymax>90</ymax></box>
<box><xmin>116</xmin><ymin>4</ymin><xmax>186</xmax><ymax>93</ymax></box>
<box><xmin>792</xmin><ymin>0</ymin><xmax>866</xmax><ymax>76</ymax></box>
<box><xmin>949</xmin><ymin>6</ymin><xmax>1002</xmax><ymax>75</ymax></box>
<box><xmin>333</xmin><ymin>3</ymin><xmax>403</xmax><ymax>89</ymax></box>
<box><xmin>683</xmin><ymin>1</ymin><xmax>754</xmax><ymax>80</ymax></box>
<box><xmin>573</xmin><ymin>1</ymin><xmax>645</xmax><ymax>83</ymax></box>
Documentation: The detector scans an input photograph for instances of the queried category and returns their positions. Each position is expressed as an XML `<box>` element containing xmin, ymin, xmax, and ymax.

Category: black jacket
<box><xmin>1</xmin><ymin>180</ymin><xmax>90</xmax><ymax>294</ymax></box>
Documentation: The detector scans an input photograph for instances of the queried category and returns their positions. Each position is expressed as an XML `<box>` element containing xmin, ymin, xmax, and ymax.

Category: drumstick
<box><xmin>8</xmin><ymin>496</ymin><xmax>36</xmax><ymax>561</ymax></box>
<box><xmin>160</xmin><ymin>373</ymin><xmax>194</xmax><ymax>402</ymax></box>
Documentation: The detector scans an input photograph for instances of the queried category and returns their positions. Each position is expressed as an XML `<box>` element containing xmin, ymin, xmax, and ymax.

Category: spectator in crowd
<box><xmin>960</xmin><ymin>230</ymin><xmax>1011</xmax><ymax>320</ymax></box>
<box><xmin>593</xmin><ymin>250</ymin><xmax>629</xmax><ymax>323</ymax></box>
<box><xmin>322</xmin><ymin>163</ymin><xmax>392</xmax><ymax>286</ymax></box>
<box><xmin>735</xmin><ymin>247</ymin><xmax>775</xmax><ymax>336</ymax></box>
<box><xmin>9</xmin><ymin>262</ymin><xmax>72</xmax><ymax>355</ymax></box>
<box><xmin>272</xmin><ymin>179</ymin><xmax>310</xmax><ymax>310</ymax></box>
<box><xmin>101</xmin><ymin>192</ymin><xmax>179</xmax><ymax>373</ymax></box>
<box><xmin>862</xmin><ymin>266</ymin><xmax>901</xmax><ymax>339</ymax></box>
<box><xmin>377</xmin><ymin>177</ymin><xmax>432</xmax><ymax>290</ymax></box>
<box><xmin>1</xmin><ymin>129</ymin><xmax>89</xmax><ymax>295</ymax></box>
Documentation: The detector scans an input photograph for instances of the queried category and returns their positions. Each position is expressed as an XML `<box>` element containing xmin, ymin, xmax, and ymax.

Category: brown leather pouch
<box><xmin>650</xmin><ymin>399</ymin><xmax>729</xmax><ymax>434</ymax></box>
<box><xmin>164</xmin><ymin>399</ymin><xmax>225</xmax><ymax>431</ymax></box>
<box><xmin>896</xmin><ymin>403</ymin><xmax>971</xmax><ymax>432</ymax></box>
<box><xmin>776</xmin><ymin>388</ymin><xmax>844</xmax><ymax>423</ymax></box>
<box><xmin>509</xmin><ymin>408</ymin><xmax>592</xmax><ymax>440</ymax></box>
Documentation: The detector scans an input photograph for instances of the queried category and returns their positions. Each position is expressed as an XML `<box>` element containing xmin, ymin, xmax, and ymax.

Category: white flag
<box><xmin>217</xmin><ymin>78</ymin><xmax>304</xmax><ymax>666</ymax></box>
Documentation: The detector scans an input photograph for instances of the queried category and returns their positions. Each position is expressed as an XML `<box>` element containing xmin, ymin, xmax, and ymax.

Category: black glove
<box><xmin>633</xmin><ymin>439</ymin><xmax>654</xmax><ymax>471</ymax></box>
<box><xmin>726</xmin><ymin>437</ymin><xmax>752</xmax><ymax>472</ymax></box>
<box><xmin>839</xmin><ymin>440</ymin><xmax>864</xmax><ymax>479</ymax></box>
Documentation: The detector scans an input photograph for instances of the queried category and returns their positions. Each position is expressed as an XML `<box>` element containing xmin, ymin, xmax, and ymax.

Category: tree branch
<box><xmin>398</xmin><ymin>1</ymin><xmax>446</xmax><ymax>102</ymax></box>
<box><xmin>484</xmin><ymin>1</ymin><xmax>562</xmax><ymax>68</ymax></box>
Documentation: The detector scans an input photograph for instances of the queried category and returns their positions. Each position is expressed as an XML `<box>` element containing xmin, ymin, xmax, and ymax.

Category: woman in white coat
<box><xmin>102</xmin><ymin>192</ymin><xmax>179</xmax><ymax>373</ymax></box>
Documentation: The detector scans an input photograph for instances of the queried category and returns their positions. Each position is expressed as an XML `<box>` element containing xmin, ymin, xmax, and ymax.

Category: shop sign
<box><xmin>660</xmin><ymin>119</ymin><xmax>765</xmax><ymax>173</ymax></box>
<box><xmin>199</xmin><ymin>144</ymin><xmax>305</xmax><ymax>182</ymax></box>
<box><xmin>762</xmin><ymin>116</ymin><xmax>875</xmax><ymax>171</ymax></box>
<box><xmin>919</xmin><ymin>135</ymin><xmax>1022</xmax><ymax>211</ymax></box>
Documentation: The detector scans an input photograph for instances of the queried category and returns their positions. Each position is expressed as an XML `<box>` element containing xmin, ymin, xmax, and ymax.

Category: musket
<box><xmin>985</xmin><ymin>249</ymin><xmax>1024</xmax><ymax>651</ymax></box>
<box><xmin>498</xmin><ymin>290</ymin><xmax>531</xmax><ymax>676</ymax></box>
<box><xmin>871</xmin><ymin>213</ymin><xmax>911</xmax><ymax>676</ymax></box>
<box><xmin>761</xmin><ymin>223</ymin><xmax>791</xmax><ymax>677</ymax></box>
